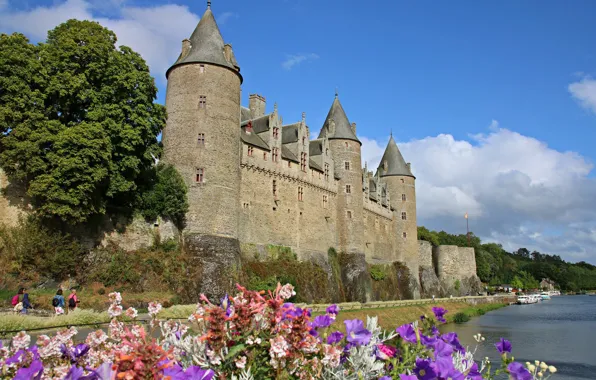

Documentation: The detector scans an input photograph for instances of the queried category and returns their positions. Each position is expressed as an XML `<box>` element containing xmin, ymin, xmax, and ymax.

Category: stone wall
<box><xmin>418</xmin><ymin>240</ymin><xmax>433</xmax><ymax>268</ymax></box>
<box><xmin>432</xmin><ymin>245</ymin><xmax>481</xmax><ymax>296</ymax></box>
<box><xmin>0</xmin><ymin>168</ymin><xmax>27</xmax><ymax>228</ymax></box>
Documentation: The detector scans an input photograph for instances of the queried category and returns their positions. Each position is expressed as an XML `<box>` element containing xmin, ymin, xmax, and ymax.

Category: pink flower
<box><xmin>148</xmin><ymin>302</ymin><xmax>162</xmax><ymax>316</ymax></box>
<box><xmin>322</xmin><ymin>344</ymin><xmax>341</xmax><ymax>368</ymax></box>
<box><xmin>108</xmin><ymin>304</ymin><xmax>123</xmax><ymax>318</ymax></box>
<box><xmin>235</xmin><ymin>355</ymin><xmax>247</xmax><ymax>369</ymax></box>
<box><xmin>269</xmin><ymin>335</ymin><xmax>289</xmax><ymax>358</ymax></box>
<box><xmin>125</xmin><ymin>307</ymin><xmax>138</xmax><ymax>319</ymax></box>
<box><xmin>279</xmin><ymin>284</ymin><xmax>296</xmax><ymax>300</ymax></box>
<box><xmin>108</xmin><ymin>292</ymin><xmax>122</xmax><ymax>305</ymax></box>
<box><xmin>12</xmin><ymin>331</ymin><xmax>31</xmax><ymax>350</ymax></box>
<box><xmin>377</xmin><ymin>344</ymin><xmax>397</xmax><ymax>360</ymax></box>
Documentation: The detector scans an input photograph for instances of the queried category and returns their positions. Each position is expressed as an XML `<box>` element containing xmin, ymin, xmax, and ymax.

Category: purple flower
<box><xmin>83</xmin><ymin>363</ymin><xmax>114</xmax><ymax>380</ymax></box>
<box><xmin>327</xmin><ymin>331</ymin><xmax>344</xmax><ymax>344</ymax></box>
<box><xmin>414</xmin><ymin>358</ymin><xmax>437</xmax><ymax>380</ymax></box>
<box><xmin>220</xmin><ymin>294</ymin><xmax>233</xmax><ymax>317</ymax></box>
<box><xmin>310</xmin><ymin>314</ymin><xmax>334</xmax><ymax>329</ymax></box>
<box><xmin>64</xmin><ymin>366</ymin><xmax>84</xmax><ymax>380</ymax></box>
<box><xmin>433</xmin><ymin>339</ymin><xmax>454</xmax><ymax>358</ymax></box>
<box><xmin>432</xmin><ymin>306</ymin><xmax>447</xmax><ymax>323</ymax></box>
<box><xmin>326</xmin><ymin>304</ymin><xmax>339</xmax><ymax>315</ymax></box>
<box><xmin>508</xmin><ymin>362</ymin><xmax>533</xmax><ymax>380</ymax></box>
<box><xmin>430</xmin><ymin>325</ymin><xmax>440</xmax><ymax>336</ymax></box>
<box><xmin>396</xmin><ymin>323</ymin><xmax>418</xmax><ymax>344</ymax></box>
<box><xmin>495</xmin><ymin>337</ymin><xmax>512</xmax><ymax>354</ymax></box>
<box><xmin>441</xmin><ymin>332</ymin><xmax>465</xmax><ymax>354</ymax></box>
<box><xmin>379</xmin><ymin>377</ymin><xmax>392</xmax><ymax>380</ymax></box>
<box><xmin>14</xmin><ymin>359</ymin><xmax>43</xmax><ymax>380</ymax></box>
<box><xmin>163</xmin><ymin>365</ymin><xmax>214</xmax><ymax>380</ymax></box>
<box><xmin>61</xmin><ymin>343</ymin><xmax>90</xmax><ymax>364</ymax></box>
<box><xmin>399</xmin><ymin>375</ymin><xmax>417</xmax><ymax>380</ymax></box>
<box><xmin>344</xmin><ymin>319</ymin><xmax>371</xmax><ymax>346</ymax></box>
<box><xmin>420</xmin><ymin>333</ymin><xmax>437</xmax><ymax>348</ymax></box>
<box><xmin>282</xmin><ymin>305</ymin><xmax>303</xmax><ymax>319</ymax></box>
<box><xmin>432</xmin><ymin>355</ymin><xmax>456</xmax><ymax>379</ymax></box>
<box><xmin>467</xmin><ymin>363</ymin><xmax>483</xmax><ymax>380</ymax></box>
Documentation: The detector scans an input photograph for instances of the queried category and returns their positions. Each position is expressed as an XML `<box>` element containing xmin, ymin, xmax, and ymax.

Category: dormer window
<box><xmin>246</xmin><ymin>121</ymin><xmax>253</xmax><ymax>133</ymax></box>
<box><xmin>273</xmin><ymin>127</ymin><xmax>279</xmax><ymax>139</ymax></box>
<box><xmin>198</xmin><ymin>95</ymin><xmax>206</xmax><ymax>108</ymax></box>
<box><xmin>199</xmin><ymin>64</ymin><xmax>205</xmax><ymax>73</ymax></box>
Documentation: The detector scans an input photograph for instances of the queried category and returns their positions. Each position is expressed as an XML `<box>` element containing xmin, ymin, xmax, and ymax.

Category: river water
<box><xmin>441</xmin><ymin>295</ymin><xmax>596</xmax><ymax>380</ymax></box>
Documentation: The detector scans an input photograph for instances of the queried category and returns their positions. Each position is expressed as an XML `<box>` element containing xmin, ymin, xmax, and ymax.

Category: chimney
<box><xmin>406</xmin><ymin>163</ymin><xmax>411</xmax><ymax>170</ymax></box>
<box><xmin>249</xmin><ymin>94</ymin><xmax>266</xmax><ymax>118</ymax></box>
<box><xmin>181</xmin><ymin>39</ymin><xmax>191</xmax><ymax>59</ymax></box>
<box><xmin>351</xmin><ymin>122</ymin><xmax>357</xmax><ymax>134</ymax></box>
<box><xmin>223</xmin><ymin>43</ymin><xmax>233</xmax><ymax>62</ymax></box>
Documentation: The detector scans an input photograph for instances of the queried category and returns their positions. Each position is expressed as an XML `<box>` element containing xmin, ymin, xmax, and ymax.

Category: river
<box><xmin>441</xmin><ymin>295</ymin><xmax>596</xmax><ymax>380</ymax></box>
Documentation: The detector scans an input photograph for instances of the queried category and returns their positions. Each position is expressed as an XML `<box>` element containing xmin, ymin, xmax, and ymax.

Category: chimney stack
<box><xmin>181</xmin><ymin>39</ymin><xmax>191</xmax><ymax>59</ymax></box>
<box><xmin>249</xmin><ymin>94</ymin><xmax>266</xmax><ymax>118</ymax></box>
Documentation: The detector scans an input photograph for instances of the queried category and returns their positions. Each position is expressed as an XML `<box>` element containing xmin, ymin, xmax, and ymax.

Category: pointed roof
<box><xmin>318</xmin><ymin>95</ymin><xmax>360</xmax><ymax>144</ymax></box>
<box><xmin>377</xmin><ymin>135</ymin><xmax>415</xmax><ymax>178</ymax></box>
<box><xmin>166</xmin><ymin>5</ymin><xmax>242</xmax><ymax>81</ymax></box>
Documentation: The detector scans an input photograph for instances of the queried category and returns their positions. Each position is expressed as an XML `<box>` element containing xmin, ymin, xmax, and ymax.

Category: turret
<box><xmin>161</xmin><ymin>2</ymin><xmax>242</xmax><ymax>297</ymax></box>
<box><xmin>378</xmin><ymin>135</ymin><xmax>417</xmax><ymax>265</ymax></box>
<box><xmin>319</xmin><ymin>93</ymin><xmax>364</xmax><ymax>255</ymax></box>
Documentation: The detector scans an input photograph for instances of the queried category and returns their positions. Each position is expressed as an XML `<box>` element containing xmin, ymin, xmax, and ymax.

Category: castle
<box><xmin>161</xmin><ymin>4</ymin><xmax>423</xmax><ymax>295</ymax></box>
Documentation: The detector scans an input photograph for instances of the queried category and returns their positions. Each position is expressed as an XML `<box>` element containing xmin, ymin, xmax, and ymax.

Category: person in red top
<box><xmin>67</xmin><ymin>288</ymin><xmax>80</xmax><ymax>312</ymax></box>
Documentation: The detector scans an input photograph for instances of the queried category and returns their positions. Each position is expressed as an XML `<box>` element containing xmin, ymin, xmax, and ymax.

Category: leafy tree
<box><xmin>139</xmin><ymin>163</ymin><xmax>188</xmax><ymax>227</ymax></box>
<box><xmin>511</xmin><ymin>276</ymin><xmax>524</xmax><ymax>290</ymax></box>
<box><xmin>417</xmin><ymin>226</ymin><xmax>439</xmax><ymax>246</ymax></box>
<box><xmin>0</xmin><ymin>20</ymin><xmax>165</xmax><ymax>225</ymax></box>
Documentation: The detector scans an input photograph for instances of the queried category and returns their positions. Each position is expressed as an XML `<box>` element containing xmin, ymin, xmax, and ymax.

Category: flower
<box><xmin>414</xmin><ymin>358</ymin><xmax>437</xmax><ymax>380</ymax></box>
<box><xmin>322</xmin><ymin>344</ymin><xmax>341</xmax><ymax>368</ymax></box>
<box><xmin>14</xmin><ymin>359</ymin><xmax>43</xmax><ymax>380</ymax></box>
<box><xmin>344</xmin><ymin>319</ymin><xmax>372</xmax><ymax>346</ymax></box>
<box><xmin>108</xmin><ymin>292</ymin><xmax>122</xmax><ymax>305</ymax></box>
<box><xmin>12</xmin><ymin>331</ymin><xmax>31</xmax><ymax>350</ymax></box>
<box><xmin>327</xmin><ymin>331</ymin><xmax>344</xmax><ymax>344</ymax></box>
<box><xmin>125</xmin><ymin>307</ymin><xmax>138</xmax><ymax>319</ymax></box>
<box><xmin>279</xmin><ymin>283</ymin><xmax>296</xmax><ymax>299</ymax></box>
<box><xmin>432</xmin><ymin>306</ymin><xmax>447</xmax><ymax>323</ymax></box>
<box><xmin>326</xmin><ymin>304</ymin><xmax>340</xmax><ymax>315</ymax></box>
<box><xmin>540</xmin><ymin>362</ymin><xmax>548</xmax><ymax>370</ymax></box>
<box><xmin>528</xmin><ymin>364</ymin><xmax>536</xmax><ymax>372</ymax></box>
<box><xmin>441</xmin><ymin>332</ymin><xmax>465</xmax><ymax>353</ymax></box>
<box><xmin>433</xmin><ymin>339</ymin><xmax>454</xmax><ymax>358</ymax></box>
<box><xmin>508</xmin><ymin>362</ymin><xmax>533</xmax><ymax>380</ymax></box>
<box><xmin>399</xmin><ymin>375</ymin><xmax>417</xmax><ymax>380</ymax></box>
<box><xmin>548</xmin><ymin>365</ymin><xmax>557</xmax><ymax>373</ymax></box>
<box><xmin>61</xmin><ymin>343</ymin><xmax>90</xmax><ymax>364</ymax></box>
<box><xmin>310</xmin><ymin>314</ymin><xmax>334</xmax><ymax>329</ymax></box>
<box><xmin>235</xmin><ymin>355</ymin><xmax>247</xmax><ymax>369</ymax></box>
<box><xmin>396</xmin><ymin>323</ymin><xmax>417</xmax><ymax>344</ymax></box>
<box><xmin>148</xmin><ymin>302</ymin><xmax>162</xmax><ymax>316</ymax></box>
<box><xmin>108</xmin><ymin>304</ymin><xmax>123</xmax><ymax>318</ymax></box>
<box><xmin>495</xmin><ymin>337</ymin><xmax>512</xmax><ymax>354</ymax></box>
<box><xmin>376</xmin><ymin>344</ymin><xmax>397</xmax><ymax>360</ymax></box>
<box><xmin>467</xmin><ymin>362</ymin><xmax>483</xmax><ymax>380</ymax></box>
<box><xmin>269</xmin><ymin>335</ymin><xmax>289</xmax><ymax>358</ymax></box>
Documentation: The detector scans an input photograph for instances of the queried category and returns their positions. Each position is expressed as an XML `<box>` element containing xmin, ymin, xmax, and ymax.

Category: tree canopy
<box><xmin>0</xmin><ymin>20</ymin><xmax>166</xmax><ymax>225</ymax></box>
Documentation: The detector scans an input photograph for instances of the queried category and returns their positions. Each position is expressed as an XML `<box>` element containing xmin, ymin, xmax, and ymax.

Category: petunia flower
<box><xmin>414</xmin><ymin>358</ymin><xmax>437</xmax><ymax>380</ymax></box>
<box><xmin>310</xmin><ymin>314</ymin><xmax>334</xmax><ymax>329</ymax></box>
<box><xmin>432</xmin><ymin>306</ymin><xmax>447</xmax><ymax>323</ymax></box>
<box><xmin>495</xmin><ymin>337</ymin><xmax>512</xmax><ymax>354</ymax></box>
<box><xmin>327</xmin><ymin>331</ymin><xmax>344</xmax><ymax>344</ymax></box>
<box><xmin>396</xmin><ymin>323</ymin><xmax>417</xmax><ymax>344</ymax></box>
<box><xmin>508</xmin><ymin>362</ymin><xmax>533</xmax><ymax>380</ymax></box>
<box><xmin>326</xmin><ymin>304</ymin><xmax>340</xmax><ymax>315</ymax></box>
<box><xmin>14</xmin><ymin>359</ymin><xmax>43</xmax><ymax>380</ymax></box>
<box><xmin>399</xmin><ymin>375</ymin><xmax>417</xmax><ymax>380</ymax></box>
<box><xmin>467</xmin><ymin>362</ymin><xmax>483</xmax><ymax>380</ymax></box>
<box><xmin>344</xmin><ymin>319</ymin><xmax>372</xmax><ymax>346</ymax></box>
<box><xmin>441</xmin><ymin>332</ymin><xmax>465</xmax><ymax>353</ymax></box>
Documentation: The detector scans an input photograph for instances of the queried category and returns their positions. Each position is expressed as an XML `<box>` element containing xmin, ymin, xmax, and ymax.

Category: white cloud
<box><xmin>282</xmin><ymin>53</ymin><xmax>319</xmax><ymax>70</ymax></box>
<box><xmin>0</xmin><ymin>0</ymin><xmax>8</xmax><ymax>10</ymax></box>
<box><xmin>217</xmin><ymin>11</ymin><xmax>239</xmax><ymax>25</ymax></box>
<box><xmin>0</xmin><ymin>0</ymin><xmax>200</xmax><ymax>83</ymax></box>
<box><xmin>360</xmin><ymin>122</ymin><xmax>596</xmax><ymax>263</ymax></box>
<box><xmin>569</xmin><ymin>76</ymin><xmax>596</xmax><ymax>114</ymax></box>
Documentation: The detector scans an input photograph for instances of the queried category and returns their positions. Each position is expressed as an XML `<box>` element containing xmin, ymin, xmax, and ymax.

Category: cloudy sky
<box><xmin>2</xmin><ymin>0</ymin><xmax>596</xmax><ymax>263</ymax></box>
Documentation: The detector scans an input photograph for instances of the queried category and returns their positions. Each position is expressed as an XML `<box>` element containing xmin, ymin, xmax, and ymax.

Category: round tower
<box><xmin>162</xmin><ymin>3</ymin><xmax>242</xmax><ymax>298</ymax></box>
<box><xmin>378</xmin><ymin>135</ymin><xmax>418</xmax><ymax>265</ymax></box>
<box><xmin>319</xmin><ymin>94</ymin><xmax>364</xmax><ymax>255</ymax></box>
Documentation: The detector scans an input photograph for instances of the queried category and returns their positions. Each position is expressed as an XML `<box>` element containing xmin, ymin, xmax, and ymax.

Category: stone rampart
<box><xmin>418</xmin><ymin>240</ymin><xmax>433</xmax><ymax>268</ymax></box>
<box><xmin>432</xmin><ymin>245</ymin><xmax>481</xmax><ymax>296</ymax></box>
<box><xmin>0</xmin><ymin>168</ymin><xmax>27</xmax><ymax>228</ymax></box>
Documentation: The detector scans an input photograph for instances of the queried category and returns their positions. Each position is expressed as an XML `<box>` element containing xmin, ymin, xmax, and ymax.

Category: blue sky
<box><xmin>2</xmin><ymin>0</ymin><xmax>596</xmax><ymax>263</ymax></box>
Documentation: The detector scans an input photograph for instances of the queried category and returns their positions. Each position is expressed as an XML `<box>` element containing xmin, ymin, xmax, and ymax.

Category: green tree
<box><xmin>139</xmin><ymin>163</ymin><xmax>188</xmax><ymax>227</ymax></box>
<box><xmin>0</xmin><ymin>20</ymin><xmax>165</xmax><ymax>225</ymax></box>
<box><xmin>417</xmin><ymin>226</ymin><xmax>440</xmax><ymax>246</ymax></box>
<box><xmin>511</xmin><ymin>276</ymin><xmax>524</xmax><ymax>290</ymax></box>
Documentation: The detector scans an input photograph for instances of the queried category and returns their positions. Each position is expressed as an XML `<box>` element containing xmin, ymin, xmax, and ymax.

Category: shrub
<box><xmin>454</xmin><ymin>279</ymin><xmax>461</xmax><ymax>291</ymax></box>
<box><xmin>369</xmin><ymin>264</ymin><xmax>387</xmax><ymax>281</ymax></box>
<box><xmin>138</xmin><ymin>163</ymin><xmax>188</xmax><ymax>228</ymax></box>
<box><xmin>453</xmin><ymin>312</ymin><xmax>470</xmax><ymax>323</ymax></box>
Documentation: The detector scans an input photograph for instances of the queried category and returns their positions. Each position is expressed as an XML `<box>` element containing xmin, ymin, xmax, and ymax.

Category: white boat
<box><xmin>540</xmin><ymin>292</ymin><xmax>551</xmax><ymax>300</ymax></box>
<box><xmin>517</xmin><ymin>295</ymin><xmax>530</xmax><ymax>304</ymax></box>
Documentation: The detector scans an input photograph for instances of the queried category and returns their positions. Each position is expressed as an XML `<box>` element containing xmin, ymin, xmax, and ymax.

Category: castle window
<box><xmin>302</xmin><ymin>136</ymin><xmax>306</xmax><ymax>146</ymax></box>
<box><xmin>402</xmin><ymin>194</ymin><xmax>406</xmax><ymax>201</ymax></box>
<box><xmin>272</xmin><ymin>180</ymin><xmax>277</xmax><ymax>196</ymax></box>
<box><xmin>199</xmin><ymin>64</ymin><xmax>205</xmax><ymax>73</ymax></box>
<box><xmin>345</xmin><ymin>184</ymin><xmax>351</xmax><ymax>194</ymax></box>
<box><xmin>197</xmin><ymin>133</ymin><xmax>205</xmax><ymax>145</ymax></box>
<box><xmin>401</xmin><ymin>212</ymin><xmax>407</xmax><ymax>220</ymax></box>
<box><xmin>298</xmin><ymin>186</ymin><xmax>303</xmax><ymax>201</ymax></box>
<box><xmin>246</xmin><ymin>121</ymin><xmax>253</xmax><ymax>133</ymax></box>
<box><xmin>401</xmin><ymin>179</ymin><xmax>405</xmax><ymax>183</ymax></box>
<box><xmin>198</xmin><ymin>95</ymin><xmax>206</xmax><ymax>108</ymax></box>
<box><xmin>326</xmin><ymin>148</ymin><xmax>329</xmax><ymax>156</ymax></box>
<box><xmin>195</xmin><ymin>168</ymin><xmax>204</xmax><ymax>183</ymax></box>
<box><xmin>347</xmin><ymin>210</ymin><xmax>352</xmax><ymax>219</ymax></box>
<box><xmin>300</xmin><ymin>152</ymin><xmax>307</xmax><ymax>172</ymax></box>
<box><xmin>288</xmin><ymin>161</ymin><xmax>291</xmax><ymax>168</ymax></box>
<box><xmin>264</xmin><ymin>152</ymin><xmax>267</xmax><ymax>161</ymax></box>
<box><xmin>323</xmin><ymin>195</ymin><xmax>328</xmax><ymax>208</ymax></box>
<box><xmin>272</xmin><ymin>148</ymin><xmax>279</xmax><ymax>163</ymax></box>
<box><xmin>248</xmin><ymin>146</ymin><xmax>254</xmax><ymax>156</ymax></box>
<box><xmin>243</xmin><ymin>202</ymin><xmax>249</xmax><ymax>209</ymax></box>
<box><xmin>344</xmin><ymin>161</ymin><xmax>350</xmax><ymax>170</ymax></box>
<box><xmin>403</xmin><ymin>232</ymin><xmax>407</xmax><ymax>238</ymax></box>
<box><xmin>324</xmin><ymin>163</ymin><xmax>329</xmax><ymax>181</ymax></box>
<box><xmin>345</xmin><ymin>142</ymin><xmax>348</xmax><ymax>148</ymax></box>
<box><xmin>273</xmin><ymin>127</ymin><xmax>279</xmax><ymax>139</ymax></box>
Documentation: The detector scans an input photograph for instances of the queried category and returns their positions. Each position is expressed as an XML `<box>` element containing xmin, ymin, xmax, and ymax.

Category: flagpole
<box><xmin>465</xmin><ymin>212</ymin><xmax>470</xmax><ymax>246</ymax></box>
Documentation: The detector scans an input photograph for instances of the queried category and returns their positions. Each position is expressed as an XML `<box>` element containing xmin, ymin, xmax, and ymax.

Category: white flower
<box><xmin>537</xmin><ymin>372</ymin><xmax>543</xmax><ymax>378</ymax></box>
<box><xmin>528</xmin><ymin>364</ymin><xmax>536</xmax><ymax>372</ymax></box>
<box><xmin>535</xmin><ymin>360</ymin><xmax>540</xmax><ymax>366</ymax></box>
<box><xmin>540</xmin><ymin>362</ymin><xmax>548</xmax><ymax>370</ymax></box>
<box><xmin>148</xmin><ymin>301</ymin><xmax>162</xmax><ymax>316</ymax></box>
<box><xmin>548</xmin><ymin>365</ymin><xmax>557</xmax><ymax>373</ymax></box>
<box><xmin>255</xmin><ymin>337</ymin><xmax>262</xmax><ymax>345</ymax></box>
<box><xmin>125</xmin><ymin>307</ymin><xmax>138</xmax><ymax>319</ymax></box>
<box><xmin>55</xmin><ymin>307</ymin><xmax>65</xmax><ymax>315</ymax></box>
<box><xmin>279</xmin><ymin>284</ymin><xmax>296</xmax><ymax>300</ymax></box>
<box><xmin>321</xmin><ymin>344</ymin><xmax>341</xmax><ymax>368</ymax></box>
<box><xmin>108</xmin><ymin>304</ymin><xmax>123</xmax><ymax>318</ymax></box>
<box><xmin>108</xmin><ymin>292</ymin><xmax>122</xmax><ymax>305</ymax></box>
<box><xmin>12</xmin><ymin>331</ymin><xmax>31</xmax><ymax>350</ymax></box>
<box><xmin>269</xmin><ymin>336</ymin><xmax>289</xmax><ymax>358</ymax></box>
<box><xmin>235</xmin><ymin>356</ymin><xmax>247</xmax><ymax>369</ymax></box>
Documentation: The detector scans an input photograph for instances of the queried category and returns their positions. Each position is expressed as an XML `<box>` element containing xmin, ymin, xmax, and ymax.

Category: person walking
<box><xmin>11</xmin><ymin>287</ymin><xmax>23</xmax><ymax>314</ymax></box>
<box><xmin>52</xmin><ymin>289</ymin><xmax>65</xmax><ymax>315</ymax></box>
<box><xmin>21</xmin><ymin>288</ymin><xmax>32</xmax><ymax>315</ymax></box>
<box><xmin>67</xmin><ymin>288</ymin><xmax>80</xmax><ymax>312</ymax></box>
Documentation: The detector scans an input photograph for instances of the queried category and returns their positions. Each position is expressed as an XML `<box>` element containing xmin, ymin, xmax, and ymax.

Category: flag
<box><xmin>464</xmin><ymin>212</ymin><xmax>468</xmax><ymax>219</ymax></box>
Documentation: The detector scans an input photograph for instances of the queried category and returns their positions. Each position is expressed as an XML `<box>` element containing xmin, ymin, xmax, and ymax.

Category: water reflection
<box><xmin>441</xmin><ymin>296</ymin><xmax>596</xmax><ymax>380</ymax></box>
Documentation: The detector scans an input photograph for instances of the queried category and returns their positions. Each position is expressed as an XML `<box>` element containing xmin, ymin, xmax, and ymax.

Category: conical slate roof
<box><xmin>378</xmin><ymin>135</ymin><xmax>415</xmax><ymax>178</ymax></box>
<box><xmin>166</xmin><ymin>6</ymin><xmax>241</xmax><ymax>81</ymax></box>
<box><xmin>318</xmin><ymin>95</ymin><xmax>360</xmax><ymax>144</ymax></box>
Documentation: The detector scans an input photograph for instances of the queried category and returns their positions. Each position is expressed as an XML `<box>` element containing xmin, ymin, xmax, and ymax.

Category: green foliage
<box><xmin>369</xmin><ymin>265</ymin><xmax>388</xmax><ymax>281</ymax></box>
<box><xmin>138</xmin><ymin>163</ymin><xmax>188</xmax><ymax>227</ymax></box>
<box><xmin>417</xmin><ymin>226</ymin><xmax>440</xmax><ymax>247</ymax></box>
<box><xmin>0</xmin><ymin>21</ymin><xmax>165</xmax><ymax>225</ymax></box>
<box><xmin>454</xmin><ymin>279</ymin><xmax>461</xmax><ymax>291</ymax></box>
<box><xmin>453</xmin><ymin>312</ymin><xmax>470</xmax><ymax>324</ymax></box>
<box><xmin>265</xmin><ymin>245</ymin><xmax>297</xmax><ymax>261</ymax></box>
<box><xmin>0</xmin><ymin>218</ymin><xmax>83</xmax><ymax>281</ymax></box>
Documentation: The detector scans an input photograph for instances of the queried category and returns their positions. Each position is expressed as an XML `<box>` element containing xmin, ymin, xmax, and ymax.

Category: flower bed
<box><xmin>0</xmin><ymin>283</ymin><xmax>557</xmax><ymax>379</ymax></box>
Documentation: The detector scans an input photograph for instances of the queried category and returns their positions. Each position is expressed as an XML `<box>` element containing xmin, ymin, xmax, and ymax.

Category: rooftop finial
<box><xmin>207</xmin><ymin>0</ymin><xmax>211</xmax><ymax>9</ymax></box>
<box><xmin>390</xmin><ymin>129</ymin><xmax>392</xmax><ymax>138</ymax></box>
<box><xmin>335</xmin><ymin>87</ymin><xmax>338</xmax><ymax>98</ymax></box>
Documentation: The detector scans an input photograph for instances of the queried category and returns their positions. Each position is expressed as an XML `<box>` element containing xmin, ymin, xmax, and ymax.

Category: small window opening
<box><xmin>401</xmin><ymin>212</ymin><xmax>407</xmax><ymax>220</ymax></box>
<box><xmin>248</xmin><ymin>146</ymin><xmax>254</xmax><ymax>156</ymax></box>
<box><xmin>347</xmin><ymin>210</ymin><xmax>352</xmax><ymax>219</ymax></box>
<box><xmin>195</xmin><ymin>168</ymin><xmax>204</xmax><ymax>183</ymax></box>
<box><xmin>403</xmin><ymin>232</ymin><xmax>407</xmax><ymax>238</ymax></box>
<box><xmin>199</xmin><ymin>64</ymin><xmax>205</xmax><ymax>73</ymax></box>
<box><xmin>198</xmin><ymin>133</ymin><xmax>205</xmax><ymax>145</ymax></box>
<box><xmin>345</xmin><ymin>184</ymin><xmax>351</xmax><ymax>194</ymax></box>
<box><xmin>298</xmin><ymin>186</ymin><xmax>304</xmax><ymax>201</ymax></box>
<box><xmin>345</xmin><ymin>161</ymin><xmax>350</xmax><ymax>170</ymax></box>
<box><xmin>198</xmin><ymin>95</ymin><xmax>206</xmax><ymax>108</ymax></box>
<box><xmin>402</xmin><ymin>194</ymin><xmax>406</xmax><ymax>201</ymax></box>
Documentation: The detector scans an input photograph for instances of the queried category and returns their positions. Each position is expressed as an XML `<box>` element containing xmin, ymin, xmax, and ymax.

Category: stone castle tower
<box><xmin>162</xmin><ymin>3</ymin><xmax>427</xmax><ymax>300</ymax></box>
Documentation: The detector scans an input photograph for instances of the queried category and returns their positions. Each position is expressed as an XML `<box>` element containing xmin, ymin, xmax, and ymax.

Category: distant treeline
<box><xmin>418</xmin><ymin>226</ymin><xmax>596</xmax><ymax>292</ymax></box>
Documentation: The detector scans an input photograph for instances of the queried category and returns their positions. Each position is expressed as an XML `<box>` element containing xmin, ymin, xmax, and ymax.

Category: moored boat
<box><xmin>540</xmin><ymin>292</ymin><xmax>551</xmax><ymax>300</ymax></box>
